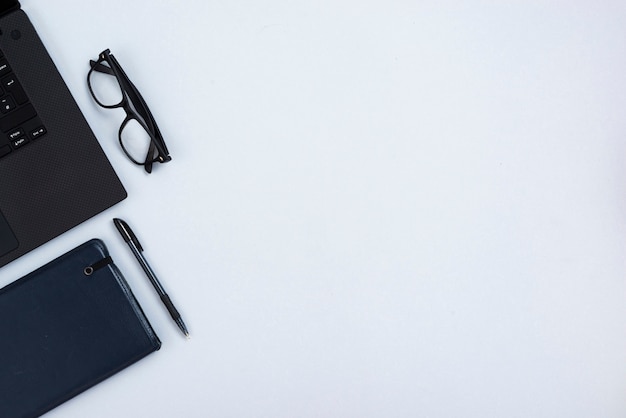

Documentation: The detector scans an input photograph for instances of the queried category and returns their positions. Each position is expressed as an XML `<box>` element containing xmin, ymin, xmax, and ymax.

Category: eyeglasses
<box><xmin>87</xmin><ymin>49</ymin><xmax>171</xmax><ymax>173</ymax></box>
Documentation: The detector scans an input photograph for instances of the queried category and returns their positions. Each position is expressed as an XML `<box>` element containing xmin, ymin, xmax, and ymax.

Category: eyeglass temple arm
<box><xmin>115</xmin><ymin>70</ymin><xmax>170</xmax><ymax>158</ymax></box>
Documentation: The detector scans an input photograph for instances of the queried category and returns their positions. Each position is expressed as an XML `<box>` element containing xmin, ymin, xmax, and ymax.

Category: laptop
<box><xmin>0</xmin><ymin>1</ymin><xmax>127</xmax><ymax>268</ymax></box>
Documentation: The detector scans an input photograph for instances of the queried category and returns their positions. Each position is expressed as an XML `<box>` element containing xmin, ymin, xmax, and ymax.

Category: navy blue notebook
<box><xmin>0</xmin><ymin>239</ymin><xmax>161</xmax><ymax>418</ymax></box>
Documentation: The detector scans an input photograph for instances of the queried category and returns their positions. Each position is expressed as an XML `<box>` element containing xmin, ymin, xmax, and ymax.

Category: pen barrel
<box><xmin>160</xmin><ymin>294</ymin><xmax>181</xmax><ymax>320</ymax></box>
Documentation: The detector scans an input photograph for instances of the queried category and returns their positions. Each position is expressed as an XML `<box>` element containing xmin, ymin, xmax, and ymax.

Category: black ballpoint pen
<box><xmin>113</xmin><ymin>218</ymin><xmax>190</xmax><ymax>338</ymax></box>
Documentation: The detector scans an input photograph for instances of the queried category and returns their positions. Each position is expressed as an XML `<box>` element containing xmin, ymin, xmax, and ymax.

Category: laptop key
<box><xmin>7</xmin><ymin>127</ymin><xmax>23</xmax><ymax>140</ymax></box>
<box><xmin>29</xmin><ymin>125</ymin><xmax>46</xmax><ymax>140</ymax></box>
<box><xmin>0</xmin><ymin>144</ymin><xmax>10</xmax><ymax>158</ymax></box>
<box><xmin>10</xmin><ymin>136</ymin><xmax>27</xmax><ymax>149</ymax></box>
<box><xmin>0</xmin><ymin>59</ymin><xmax>10</xmax><ymax>77</ymax></box>
<box><xmin>2</xmin><ymin>74</ymin><xmax>27</xmax><ymax>105</ymax></box>
<box><xmin>0</xmin><ymin>95</ymin><xmax>15</xmax><ymax>113</ymax></box>
<box><xmin>0</xmin><ymin>103</ymin><xmax>36</xmax><ymax>132</ymax></box>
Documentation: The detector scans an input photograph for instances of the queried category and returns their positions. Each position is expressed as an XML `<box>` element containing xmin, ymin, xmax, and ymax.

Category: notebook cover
<box><xmin>0</xmin><ymin>239</ymin><xmax>161</xmax><ymax>418</ymax></box>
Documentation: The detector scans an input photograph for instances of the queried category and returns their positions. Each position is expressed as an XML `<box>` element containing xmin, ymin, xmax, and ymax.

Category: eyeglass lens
<box><xmin>120</xmin><ymin>118</ymin><xmax>157</xmax><ymax>163</ymax></box>
<box><xmin>88</xmin><ymin>61</ymin><xmax>124</xmax><ymax>107</ymax></box>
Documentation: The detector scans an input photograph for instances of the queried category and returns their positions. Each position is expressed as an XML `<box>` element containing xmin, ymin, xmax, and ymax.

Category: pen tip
<box><xmin>175</xmin><ymin>318</ymin><xmax>190</xmax><ymax>339</ymax></box>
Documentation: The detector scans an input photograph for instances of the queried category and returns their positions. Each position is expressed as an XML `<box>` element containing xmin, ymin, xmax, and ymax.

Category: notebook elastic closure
<box><xmin>84</xmin><ymin>255</ymin><xmax>113</xmax><ymax>276</ymax></box>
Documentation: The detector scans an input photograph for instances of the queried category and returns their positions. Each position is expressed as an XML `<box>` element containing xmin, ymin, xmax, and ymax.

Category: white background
<box><xmin>1</xmin><ymin>0</ymin><xmax>626</xmax><ymax>416</ymax></box>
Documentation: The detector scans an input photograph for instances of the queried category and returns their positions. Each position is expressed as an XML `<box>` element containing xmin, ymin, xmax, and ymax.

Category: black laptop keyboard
<box><xmin>0</xmin><ymin>48</ymin><xmax>46</xmax><ymax>159</ymax></box>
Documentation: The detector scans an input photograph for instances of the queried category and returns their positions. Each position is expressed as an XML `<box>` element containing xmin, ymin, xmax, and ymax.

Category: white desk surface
<box><xmin>2</xmin><ymin>1</ymin><xmax>626</xmax><ymax>416</ymax></box>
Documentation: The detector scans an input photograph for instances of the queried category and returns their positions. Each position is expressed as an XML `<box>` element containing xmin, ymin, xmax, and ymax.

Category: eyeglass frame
<box><xmin>87</xmin><ymin>48</ymin><xmax>171</xmax><ymax>173</ymax></box>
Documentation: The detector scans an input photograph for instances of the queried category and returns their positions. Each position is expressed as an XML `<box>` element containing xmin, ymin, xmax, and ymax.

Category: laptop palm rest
<box><xmin>0</xmin><ymin>8</ymin><xmax>127</xmax><ymax>268</ymax></box>
<box><xmin>0</xmin><ymin>209</ymin><xmax>18</xmax><ymax>257</ymax></box>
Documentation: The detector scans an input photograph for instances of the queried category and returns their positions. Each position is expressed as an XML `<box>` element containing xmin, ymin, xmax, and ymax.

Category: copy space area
<box><xmin>3</xmin><ymin>1</ymin><xmax>626</xmax><ymax>417</ymax></box>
